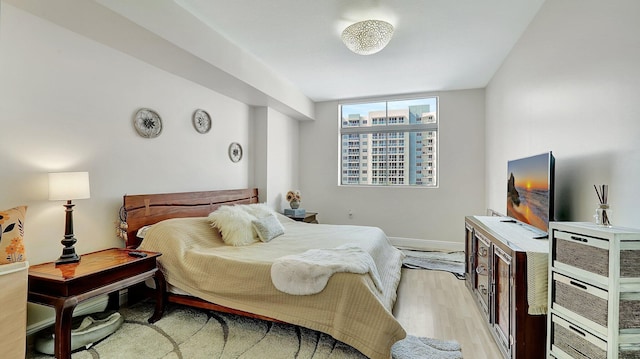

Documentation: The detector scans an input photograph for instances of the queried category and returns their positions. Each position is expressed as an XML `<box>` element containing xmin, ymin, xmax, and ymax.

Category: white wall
<box><xmin>1</xmin><ymin>3</ymin><xmax>305</xmax><ymax>331</ymax></box>
<box><xmin>0</xmin><ymin>3</ymin><xmax>254</xmax><ymax>264</ymax></box>
<box><xmin>300</xmin><ymin>90</ymin><xmax>485</xmax><ymax>248</ymax></box>
<box><xmin>251</xmin><ymin>107</ymin><xmax>299</xmax><ymax>210</ymax></box>
<box><xmin>486</xmin><ymin>0</ymin><xmax>640</xmax><ymax>227</ymax></box>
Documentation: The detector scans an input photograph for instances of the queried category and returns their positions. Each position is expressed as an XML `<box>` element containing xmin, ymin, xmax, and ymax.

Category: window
<box><xmin>339</xmin><ymin>97</ymin><xmax>438</xmax><ymax>186</ymax></box>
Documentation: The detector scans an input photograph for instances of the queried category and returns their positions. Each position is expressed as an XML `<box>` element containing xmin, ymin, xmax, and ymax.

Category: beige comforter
<box><xmin>139</xmin><ymin>214</ymin><xmax>406</xmax><ymax>359</ymax></box>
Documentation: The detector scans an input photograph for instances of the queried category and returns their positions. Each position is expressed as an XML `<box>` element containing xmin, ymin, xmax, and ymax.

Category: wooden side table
<box><xmin>28</xmin><ymin>248</ymin><xmax>165</xmax><ymax>359</ymax></box>
<box><xmin>285</xmin><ymin>211</ymin><xmax>318</xmax><ymax>223</ymax></box>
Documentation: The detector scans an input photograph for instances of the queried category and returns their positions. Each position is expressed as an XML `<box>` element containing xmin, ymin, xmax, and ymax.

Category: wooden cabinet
<box><xmin>465</xmin><ymin>216</ymin><xmax>547</xmax><ymax>359</ymax></box>
<box><xmin>285</xmin><ymin>211</ymin><xmax>318</xmax><ymax>223</ymax></box>
<box><xmin>28</xmin><ymin>248</ymin><xmax>165</xmax><ymax>359</ymax></box>
<box><xmin>547</xmin><ymin>222</ymin><xmax>640</xmax><ymax>359</ymax></box>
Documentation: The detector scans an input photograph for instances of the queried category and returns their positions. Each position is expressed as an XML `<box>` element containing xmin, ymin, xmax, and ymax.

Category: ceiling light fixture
<box><xmin>341</xmin><ymin>20</ymin><xmax>394</xmax><ymax>55</ymax></box>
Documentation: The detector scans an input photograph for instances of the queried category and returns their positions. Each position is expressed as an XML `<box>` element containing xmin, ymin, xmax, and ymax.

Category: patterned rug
<box><xmin>27</xmin><ymin>301</ymin><xmax>463</xmax><ymax>359</ymax></box>
<box><xmin>401</xmin><ymin>250</ymin><xmax>466</xmax><ymax>280</ymax></box>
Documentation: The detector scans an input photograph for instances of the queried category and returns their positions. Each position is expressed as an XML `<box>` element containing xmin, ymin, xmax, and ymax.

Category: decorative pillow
<box><xmin>252</xmin><ymin>214</ymin><xmax>285</xmax><ymax>242</ymax></box>
<box><xmin>241</xmin><ymin>203</ymin><xmax>275</xmax><ymax>218</ymax></box>
<box><xmin>0</xmin><ymin>206</ymin><xmax>27</xmax><ymax>264</ymax></box>
<box><xmin>208</xmin><ymin>205</ymin><xmax>258</xmax><ymax>246</ymax></box>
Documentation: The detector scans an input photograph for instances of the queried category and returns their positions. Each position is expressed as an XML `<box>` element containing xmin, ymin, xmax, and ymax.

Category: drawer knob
<box><xmin>479</xmin><ymin>247</ymin><xmax>488</xmax><ymax>257</ymax></box>
<box><xmin>476</xmin><ymin>264</ymin><xmax>488</xmax><ymax>275</ymax></box>
<box><xmin>479</xmin><ymin>284</ymin><xmax>488</xmax><ymax>295</ymax></box>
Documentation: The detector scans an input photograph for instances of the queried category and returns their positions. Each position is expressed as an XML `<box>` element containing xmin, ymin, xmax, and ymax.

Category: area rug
<box><xmin>27</xmin><ymin>301</ymin><xmax>463</xmax><ymax>359</ymax></box>
<box><xmin>401</xmin><ymin>249</ymin><xmax>466</xmax><ymax>280</ymax></box>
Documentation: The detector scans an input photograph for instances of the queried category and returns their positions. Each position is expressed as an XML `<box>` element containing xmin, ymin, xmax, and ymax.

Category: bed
<box><xmin>122</xmin><ymin>188</ymin><xmax>406</xmax><ymax>359</ymax></box>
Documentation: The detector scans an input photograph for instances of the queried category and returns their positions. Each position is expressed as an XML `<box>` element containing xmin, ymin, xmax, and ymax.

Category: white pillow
<box><xmin>241</xmin><ymin>203</ymin><xmax>275</xmax><ymax>218</ymax></box>
<box><xmin>252</xmin><ymin>214</ymin><xmax>285</xmax><ymax>242</ymax></box>
<box><xmin>208</xmin><ymin>205</ymin><xmax>259</xmax><ymax>246</ymax></box>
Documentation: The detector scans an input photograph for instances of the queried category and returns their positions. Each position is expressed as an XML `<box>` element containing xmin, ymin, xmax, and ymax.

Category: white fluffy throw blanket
<box><xmin>271</xmin><ymin>244</ymin><xmax>383</xmax><ymax>295</ymax></box>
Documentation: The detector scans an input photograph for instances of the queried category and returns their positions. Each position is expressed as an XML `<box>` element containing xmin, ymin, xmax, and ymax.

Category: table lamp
<box><xmin>48</xmin><ymin>172</ymin><xmax>90</xmax><ymax>265</ymax></box>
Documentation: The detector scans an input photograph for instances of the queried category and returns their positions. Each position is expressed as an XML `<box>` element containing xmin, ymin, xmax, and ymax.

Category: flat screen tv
<box><xmin>506</xmin><ymin>152</ymin><xmax>555</xmax><ymax>233</ymax></box>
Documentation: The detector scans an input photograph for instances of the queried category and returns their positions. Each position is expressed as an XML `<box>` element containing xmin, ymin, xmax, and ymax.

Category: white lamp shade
<box><xmin>341</xmin><ymin>20</ymin><xmax>394</xmax><ymax>55</ymax></box>
<box><xmin>48</xmin><ymin>172</ymin><xmax>91</xmax><ymax>200</ymax></box>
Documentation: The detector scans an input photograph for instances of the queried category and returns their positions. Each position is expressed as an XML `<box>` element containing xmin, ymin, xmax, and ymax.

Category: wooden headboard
<box><xmin>122</xmin><ymin>188</ymin><xmax>259</xmax><ymax>248</ymax></box>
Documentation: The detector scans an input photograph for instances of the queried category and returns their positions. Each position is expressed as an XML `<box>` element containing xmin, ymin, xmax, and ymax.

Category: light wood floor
<box><xmin>393</xmin><ymin>268</ymin><xmax>503</xmax><ymax>359</ymax></box>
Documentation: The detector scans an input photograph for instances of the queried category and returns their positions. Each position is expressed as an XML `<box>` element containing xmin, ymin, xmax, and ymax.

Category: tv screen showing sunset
<box><xmin>506</xmin><ymin>152</ymin><xmax>553</xmax><ymax>232</ymax></box>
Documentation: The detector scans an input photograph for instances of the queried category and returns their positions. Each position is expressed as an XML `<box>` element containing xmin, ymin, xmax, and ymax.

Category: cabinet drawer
<box><xmin>620</xmin><ymin>250</ymin><xmax>640</xmax><ymax>277</ymax></box>
<box><xmin>620</xmin><ymin>344</ymin><xmax>640</xmax><ymax>359</ymax></box>
<box><xmin>474</xmin><ymin>233</ymin><xmax>491</xmax><ymax>310</ymax></box>
<box><xmin>554</xmin><ymin>231</ymin><xmax>609</xmax><ymax>277</ymax></box>
<box><xmin>476</xmin><ymin>235</ymin><xmax>490</xmax><ymax>266</ymax></box>
<box><xmin>552</xmin><ymin>273</ymin><xmax>608</xmax><ymax>328</ymax></box>
<box><xmin>551</xmin><ymin>314</ymin><xmax>606</xmax><ymax>359</ymax></box>
<box><xmin>620</xmin><ymin>293</ymin><xmax>640</xmax><ymax>330</ymax></box>
<box><xmin>553</xmin><ymin>273</ymin><xmax>640</xmax><ymax>331</ymax></box>
<box><xmin>475</xmin><ymin>266</ymin><xmax>490</xmax><ymax>309</ymax></box>
<box><xmin>551</xmin><ymin>312</ymin><xmax>640</xmax><ymax>359</ymax></box>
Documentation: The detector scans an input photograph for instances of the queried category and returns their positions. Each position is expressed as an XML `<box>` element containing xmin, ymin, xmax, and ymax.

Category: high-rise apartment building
<box><xmin>341</xmin><ymin>105</ymin><xmax>437</xmax><ymax>186</ymax></box>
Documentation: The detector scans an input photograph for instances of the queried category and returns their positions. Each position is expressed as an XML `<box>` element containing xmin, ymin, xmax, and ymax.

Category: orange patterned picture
<box><xmin>0</xmin><ymin>206</ymin><xmax>27</xmax><ymax>264</ymax></box>
<box><xmin>5</xmin><ymin>237</ymin><xmax>25</xmax><ymax>262</ymax></box>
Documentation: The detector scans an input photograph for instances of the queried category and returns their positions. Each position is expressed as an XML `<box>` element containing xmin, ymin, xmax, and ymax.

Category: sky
<box><xmin>340</xmin><ymin>97</ymin><xmax>438</xmax><ymax>118</ymax></box>
<box><xmin>508</xmin><ymin>152</ymin><xmax>553</xmax><ymax>190</ymax></box>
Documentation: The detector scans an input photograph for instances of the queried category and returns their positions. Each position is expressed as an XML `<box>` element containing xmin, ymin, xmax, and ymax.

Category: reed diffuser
<box><xmin>594</xmin><ymin>184</ymin><xmax>611</xmax><ymax>227</ymax></box>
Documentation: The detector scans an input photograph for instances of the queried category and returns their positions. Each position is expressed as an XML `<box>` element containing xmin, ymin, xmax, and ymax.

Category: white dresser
<box><xmin>0</xmin><ymin>261</ymin><xmax>28</xmax><ymax>359</ymax></box>
<box><xmin>548</xmin><ymin>222</ymin><xmax>640</xmax><ymax>359</ymax></box>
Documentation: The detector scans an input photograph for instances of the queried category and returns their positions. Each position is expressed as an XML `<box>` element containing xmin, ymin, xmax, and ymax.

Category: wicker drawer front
<box><xmin>551</xmin><ymin>315</ymin><xmax>606</xmax><ymax>359</ymax></box>
<box><xmin>621</xmin><ymin>250</ymin><xmax>640</xmax><ymax>277</ymax></box>
<box><xmin>620</xmin><ymin>347</ymin><xmax>640</xmax><ymax>359</ymax></box>
<box><xmin>553</xmin><ymin>273</ymin><xmax>608</xmax><ymax>327</ymax></box>
<box><xmin>620</xmin><ymin>293</ymin><xmax>640</xmax><ymax>329</ymax></box>
<box><xmin>554</xmin><ymin>231</ymin><xmax>609</xmax><ymax>277</ymax></box>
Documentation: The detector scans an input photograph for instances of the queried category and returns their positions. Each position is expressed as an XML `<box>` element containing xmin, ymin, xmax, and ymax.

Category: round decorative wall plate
<box><xmin>133</xmin><ymin>108</ymin><xmax>162</xmax><ymax>138</ymax></box>
<box><xmin>192</xmin><ymin>109</ymin><xmax>211</xmax><ymax>134</ymax></box>
<box><xmin>228</xmin><ymin>142</ymin><xmax>243</xmax><ymax>163</ymax></box>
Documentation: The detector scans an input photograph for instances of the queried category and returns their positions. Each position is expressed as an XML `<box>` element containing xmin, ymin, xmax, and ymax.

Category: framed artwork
<box><xmin>192</xmin><ymin>109</ymin><xmax>211</xmax><ymax>134</ymax></box>
<box><xmin>228</xmin><ymin>142</ymin><xmax>243</xmax><ymax>162</ymax></box>
<box><xmin>133</xmin><ymin>108</ymin><xmax>162</xmax><ymax>138</ymax></box>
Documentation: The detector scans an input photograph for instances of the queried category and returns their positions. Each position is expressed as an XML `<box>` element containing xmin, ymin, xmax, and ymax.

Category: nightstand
<box><xmin>28</xmin><ymin>248</ymin><xmax>165</xmax><ymax>359</ymax></box>
<box><xmin>286</xmin><ymin>212</ymin><xmax>318</xmax><ymax>223</ymax></box>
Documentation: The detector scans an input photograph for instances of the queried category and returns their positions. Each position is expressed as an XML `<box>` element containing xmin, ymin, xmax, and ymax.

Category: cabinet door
<box><xmin>493</xmin><ymin>245</ymin><xmax>513</xmax><ymax>357</ymax></box>
<box><xmin>465</xmin><ymin>223</ymin><xmax>475</xmax><ymax>290</ymax></box>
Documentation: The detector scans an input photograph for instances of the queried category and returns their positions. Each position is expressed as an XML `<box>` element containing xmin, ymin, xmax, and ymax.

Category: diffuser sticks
<box><xmin>594</xmin><ymin>184</ymin><xmax>611</xmax><ymax>226</ymax></box>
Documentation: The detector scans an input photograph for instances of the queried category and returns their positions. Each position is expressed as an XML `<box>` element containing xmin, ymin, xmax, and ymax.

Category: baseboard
<box><xmin>26</xmin><ymin>290</ymin><xmax>128</xmax><ymax>336</ymax></box>
<box><xmin>390</xmin><ymin>237</ymin><xmax>464</xmax><ymax>252</ymax></box>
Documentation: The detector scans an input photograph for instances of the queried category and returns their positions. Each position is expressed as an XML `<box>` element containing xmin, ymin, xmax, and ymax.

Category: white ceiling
<box><xmin>161</xmin><ymin>0</ymin><xmax>546</xmax><ymax>102</ymax></box>
<box><xmin>87</xmin><ymin>0</ymin><xmax>546</xmax><ymax>104</ymax></box>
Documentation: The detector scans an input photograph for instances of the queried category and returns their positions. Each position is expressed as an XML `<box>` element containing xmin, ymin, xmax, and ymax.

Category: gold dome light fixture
<box><xmin>341</xmin><ymin>20</ymin><xmax>394</xmax><ymax>55</ymax></box>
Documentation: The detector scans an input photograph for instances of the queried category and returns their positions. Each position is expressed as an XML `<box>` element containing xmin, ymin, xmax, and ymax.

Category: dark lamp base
<box><xmin>56</xmin><ymin>200</ymin><xmax>82</xmax><ymax>265</ymax></box>
<box><xmin>56</xmin><ymin>252</ymin><xmax>81</xmax><ymax>265</ymax></box>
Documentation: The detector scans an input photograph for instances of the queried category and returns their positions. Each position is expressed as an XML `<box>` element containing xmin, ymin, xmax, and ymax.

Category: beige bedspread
<box><xmin>139</xmin><ymin>214</ymin><xmax>406</xmax><ymax>359</ymax></box>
